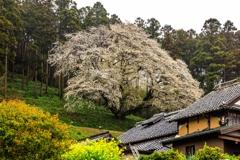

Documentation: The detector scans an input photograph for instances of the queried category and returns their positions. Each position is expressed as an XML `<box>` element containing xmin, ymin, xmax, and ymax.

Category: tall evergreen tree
<box><xmin>134</xmin><ymin>17</ymin><xmax>146</xmax><ymax>29</ymax></box>
<box><xmin>54</xmin><ymin>0</ymin><xmax>82</xmax><ymax>99</ymax></box>
<box><xmin>55</xmin><ymin>0</ymin><xmax>81</xmax><ymax>41</ymax></box>
<box><xmin>161</xmin><ymin>25</ymin><xmax>176</xmax><ymax>58</ymax></box>
<box><xmin>190</xmin><ymin>18</ymin><xmax>227</xmax><ymax>94</ymax></box>
<box><xmin>83</xmin><ymin>2</ymin><xmax>109</xmax><ymax>30</ymax></box>
<box><xmin>20</xmin><ymin>0</ymin><xmax>56</xmax><ymax>97</ymax></box>
<box><xmin>110</xmin><ymin>14</ymin><xmax>121</xmax><ymax>24</ymax></box>
<box><xmin>222</xmin><ymin>20</ymin><xmax>237</xmax><ymax>50</ymax></box>
<box><xmin>183</xmin><ymin>29</ymin><xmax>199</xmax><ymax>65</ymax></box>
<box><xmin>0</xmin><ymin>0</ymin><xmax>22</xmax><ymax>97</ymax></box>
<box><xmin>145</xmin><ymin>18</ymin><xmax>161</xmax><ymax>41</ymax></box>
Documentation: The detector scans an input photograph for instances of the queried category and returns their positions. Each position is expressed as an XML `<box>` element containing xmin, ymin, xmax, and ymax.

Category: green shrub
<box><xmin>138</xmin><ymin>144</ymin><xmax>240</xmax><ymax>160</ymax></box>
<box><xmin>138</xmin><ymin>154</ymin><xmax>151</xmax><ymax>160</ymax></box>
<box><xmin>186</xmin><ymin>155</ymin><xmax>196</xmax><ymax>160</ymax></box>
<box><xmin>195</xmin><ymin>143</ymin><xmax>240</xmax><ymax>160</ymax></box>
<box><xmin>62</xmin><ymin>138</ymin><xmax>124</xmax><ymax>160</ymax></box>
<box><xmin>138</xmin><ymin>148</ymin><xmax>185</xmax><ymax>160</ymax></box>
<box><xmin>195</xmin><ymin>143</ymin><xmax>221</xmax><ymax>160</ymax></box>
<box><xmin>0</xmin><ymin>100</ymin><xmax>71</xmax><ymax>160</ymax></box>
<box><xmin>221</xmin><ymin>153</ymin><xmax>240</xmax><ymax>160</ymax></box>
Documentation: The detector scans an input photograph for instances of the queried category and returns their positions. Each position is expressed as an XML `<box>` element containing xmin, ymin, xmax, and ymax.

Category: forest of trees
<box><xmin>1</xmin><ymin>0</ymin><xmax>240</xmax><ymax>117</ymax></box>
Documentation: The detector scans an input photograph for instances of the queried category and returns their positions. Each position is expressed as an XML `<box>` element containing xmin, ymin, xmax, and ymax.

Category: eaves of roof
<box><xmin>162</xmin><ymin>124</ymin><xmax>240</xmax><ymax>144</ymax></box>
<box><xmin>162</xmin><ymin>128</ymin><xmax>220</xmax><ymax>144</ymax></box>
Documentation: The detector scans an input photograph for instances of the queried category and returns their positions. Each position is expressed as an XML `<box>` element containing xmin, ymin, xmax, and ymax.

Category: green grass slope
<box><xmin>0</xmin><ymin>74</ymin><xmax>145</xmax><ymax>139</ymax></box>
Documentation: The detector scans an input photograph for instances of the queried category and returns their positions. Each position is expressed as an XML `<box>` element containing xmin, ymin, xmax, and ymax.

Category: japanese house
<box><xmin>162</xmin><ymin>78</ymin><xmax>240</xmax><ymax>156</ymax></box>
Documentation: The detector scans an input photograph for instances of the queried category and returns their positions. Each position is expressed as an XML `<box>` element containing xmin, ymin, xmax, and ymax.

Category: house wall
<box><xmin>210</xmin><ymin>115</ymin><xmax>220</xmax><ymax>128</ymax></box>
<box><xmin>188</xmin><ymin>116</ymin><xmax>207</xmax><ymax>133</ymax></box>
<box><xmin>178</xmin><ymin>115</ymin><xmax>220</xmax><ymax>136</ymax></box>
<box><xmin>228</xmin><ymin>111</ymin><xmax>240</xmax><ymax>126</ymax></box>
<box><xmin>224</xmin><ymin>140</ymin><xmax>240</xmax><ymax>155</ymax></box>
<box><xmin>172</xmin><ymin>133</ymin><xmax>224</xmax><ymax>154</ymax></box>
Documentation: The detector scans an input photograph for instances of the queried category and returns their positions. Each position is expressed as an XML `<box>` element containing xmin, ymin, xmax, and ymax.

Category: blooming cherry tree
<box><xmin>48</xmin><ymin>24</ymin><xmax>203</xmax><ymax>119</ymax></box>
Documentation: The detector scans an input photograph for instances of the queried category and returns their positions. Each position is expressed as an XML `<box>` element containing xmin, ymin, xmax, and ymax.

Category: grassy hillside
<box><xmin>0</xmin><ymin>74</ymin><xmax>145</xmax><ymax>139</ymax></box>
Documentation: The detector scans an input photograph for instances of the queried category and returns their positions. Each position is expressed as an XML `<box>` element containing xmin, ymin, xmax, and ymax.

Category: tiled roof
<box><xmin>78</xmin><ymin>131</ymin><xmax>113</xmax><ymax>142</ymax></box>
<box><xmin>118</xmin><ymin>113</ymin><xmax>178</xmax><ymax>144</ymax></box>
<box><xmin>170</xmin><ymin>85</ymin><xmax>240</xmax><ymax>121</ymax></box>
<box><xmin>141</xmin><ymin>113</ymin><xmax>164</xmax><ymax>126</ymax></box>
<box><xmin>133</xmin><ymin>136</ymin><xmax>174</xmax><ymax>152</ymax></box>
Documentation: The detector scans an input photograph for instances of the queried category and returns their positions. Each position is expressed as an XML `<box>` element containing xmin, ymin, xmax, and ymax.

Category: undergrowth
<box><xmin>0</xmin><ymin>74</ymin><xmax>145</xmax><ymax>139</ymax></box>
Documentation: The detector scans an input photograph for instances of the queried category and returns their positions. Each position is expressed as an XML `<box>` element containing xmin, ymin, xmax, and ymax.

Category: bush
<box><xmin>186</xmin><ymin>155</ymin><xmax>196</xmax><ymax>160</ymax></box>
<box><xmin>221</xmin><ymin>153</ymin><xmax>240</xmax><ymax>160</ymax></box>
<box><xmin>61</xmin><ymin>138</ymin><xmax>124</xmax><ymax>160</ymax></box>
<box><xmin>0</xmin><ymin>100</ymin><xmax>71</xmax><ymax>160</ymax></box>
<box><xmin>138</xmin><ymin>148</ymin><xmax>185</xmax><ymax>160</ymax></box>
<box><xmin>195</xmin><ymin>143</ymin><xmax>222</xmax><ymax>160</ymax></box>
<box><xmin>138</xmin><ymin>144</ymin><xmax>240</xmax><ymax>160</ymax></box>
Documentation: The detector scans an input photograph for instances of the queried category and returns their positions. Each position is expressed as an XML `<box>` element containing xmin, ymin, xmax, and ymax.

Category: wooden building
<box><xmin>163</xmin><ymin>79</ymin><xmax>240</xmax><ymax>156</ymax></box>
<box><xmin>120</xmin><ymin>78</ymin><xmax>240</xmax><ymax>158</ymax></box>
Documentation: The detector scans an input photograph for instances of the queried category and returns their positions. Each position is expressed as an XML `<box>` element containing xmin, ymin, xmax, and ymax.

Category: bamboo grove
<box><xmin>1</xmin><ymin>0</ymin><xmax>240</xmax><ymax>100</ymax></box>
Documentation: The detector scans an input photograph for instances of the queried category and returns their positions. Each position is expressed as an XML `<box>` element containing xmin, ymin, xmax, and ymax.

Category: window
<box><xmin>186</xmin><ymin>145</ymin><xmax>195</xmax><ymax>157</ymax></box>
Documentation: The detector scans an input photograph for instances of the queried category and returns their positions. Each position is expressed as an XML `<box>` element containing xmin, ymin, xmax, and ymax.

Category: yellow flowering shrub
<box><xmin>62</xmin><ymin>138</ymin><xmax>124</xmax><ymax>160</ymax></box>
<box><xmin>0</xmin><ymin>100</ymin><xmax>71</xmax><ymax>160</ymax></box>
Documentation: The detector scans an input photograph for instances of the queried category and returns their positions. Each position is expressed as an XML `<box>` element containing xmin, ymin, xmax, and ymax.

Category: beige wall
<box><xmin>210</xmin><ymin>116</ymin><xmax>220</xmax><ymax>128</ymax></box>
<box><xmin>173</xmin><ymin>134</ymin><xmax>224</xmax><ymax>154</ymax></box>
<box><xmin>178</xmin><ymin>115</ymin><xmax>220</xmax><ymax>136</ymax></box>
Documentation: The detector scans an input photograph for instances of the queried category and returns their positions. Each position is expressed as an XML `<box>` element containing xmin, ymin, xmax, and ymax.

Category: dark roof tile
<box><xmin>118</xmin><ymin>113</ymin><xmax>178</xmax><ymax>144</ymax></box>
<box><xmin>132</xmin><ymin>136</ymin><xmax>174</xmax><ymax>151</ymax></box>
<box><xmin>78</xmin><ymin>131</ymin><xmax>113</xmax><ymax>142</ymax></box>
<box><xmin>170</xmin><ymin>85</ymin><xmax>240</xmax><ymax>121</ymax></box>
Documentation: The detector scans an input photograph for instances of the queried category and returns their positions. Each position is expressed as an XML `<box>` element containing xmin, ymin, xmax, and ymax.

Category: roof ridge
<box><xmin>213</xmin><ymin>78</ymin><xmax>240</xmax><ymax>90</ymax></box>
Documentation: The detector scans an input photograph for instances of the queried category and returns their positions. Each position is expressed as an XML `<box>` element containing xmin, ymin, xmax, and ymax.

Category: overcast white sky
<box><xmin>74</xmin><ymin>0</ymin><xmax>239</xmax><ymax>33</ymax></box>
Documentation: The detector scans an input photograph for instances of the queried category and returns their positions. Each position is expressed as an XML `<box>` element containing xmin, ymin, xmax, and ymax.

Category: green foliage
<box><xmin>1</xmin><ymin>74</ymin><xmax>144</xmax><ymax>138</ymax></box>
<box><xmin>83</xmin><ymin>2</ymin><xmax>110</xmax><ymax>29</ymax></box>
<box><xmin>221</xmin><ymin>153</ymin><xmax>240</xmax><ymax>160</ymax></box>
<box><xmin>194</xmin><ymin>143</ymin><xmax>240</xmax><ymax>160</ymax></box>
<box><xmin>61</xmin><ymin>138</ymin><xmax>124</xmax><ymax>160</ymax></box>
<box><xmin>134</xmin><ymin>17</ymin><xmax>146</xmax><ymax>29</ymax></box>
<box><xmin>122</xmin><ymin>88</ymin><xmax>146</xmax><ymax>109</ymax></box>
<box><xmin>138</xmin><ymin>149</ymin><xmax>185</xmax><ymax>160</ymax></box>
<box><xmin>138</xmin><ymin>145</ymin><xmax>240</xmax><ymax>160</ymax></box>
<box><xmin>55</xmin><ymin>0</ymin><xmax>82</xmax><ymax>40</ymax></box>
<box><xmin>145</xmin><ymin>18</ymin><xmax>161</xmax><ymax>40</ymax></box>
<box><xmin>110</xmin><ymin>14</ymin><xmax>122</xmax><ymax>24</ymax></box>
<box><xmin>161</xmin><ymin>25</ymin><xmax>175</xmax><ymax>52</ymax></box>
<box><xmin>195</xmin><ymin>143</ymin><xmax>222</xmax><ymax>160</ymax></box>
<box><xmin>186</xmin><ymin>155</ymin><xmax>196</xmax><ymax>160</ymax></box>
<box><xmin>0</xmin><ymin>100</ymin><xmax>71</xmax><ymax>160</ymax></box>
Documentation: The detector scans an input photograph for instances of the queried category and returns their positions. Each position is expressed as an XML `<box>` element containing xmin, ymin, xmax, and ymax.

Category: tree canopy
<box><xmin>2</xmin><ymin>0</ymin><xmax>240</xmax><ymax>119</ymax></box>
<box><xmin>48</xmin><ymin>24</ymin><xmax>203</xmax><ymax>119</ymax></box>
